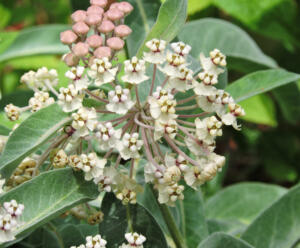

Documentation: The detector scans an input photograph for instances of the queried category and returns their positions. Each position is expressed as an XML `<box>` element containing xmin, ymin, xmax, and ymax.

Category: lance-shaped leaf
<box><xmin>136</xmin><ymin>0</ymin><xmax>187</xmax><ymax>57</ymax></box>
<box><xmin>225</xmin><ymin>69</ymin><xmax>300</xmax><ymax>102</ymax></box>
<box><xmin>0</xmin><ymin>104</ymin><xmax>70</xmax><ymax>179</ymax></box>
<box><xmin>0</xmin><ymin>168</ymin><xmax>98</xmax><ymax>243</ymax></box>
<box><xmin>241</xmin><ymin>184</ymin><xmax>300</xmax><ymax>248</ymax></box>
<box><xmin>0</xmin><ymin>25</ymin><xmax>69</xmax><ymax>63</ymax></box>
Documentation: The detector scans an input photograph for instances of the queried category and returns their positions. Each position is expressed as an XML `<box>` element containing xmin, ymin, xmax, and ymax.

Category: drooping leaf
<box><xmin>177</xmin><ymin>18</ymin><xmax>276</xmax><ymax>69</ymax></box>
<box><xmin>241</xmin><ymin>184</ymin><xmax>300</xmax><ymax>248</ymax></box>
<box><xmin>99</xmin><ymin>193</ymin><xmax>168</xmax><ymax>248</ymax></box>
<box><xmin>205</xmin><ymin>183</ymin><xmax>287</xmax><ymax>226</ymax></box>
<box><xmin>0</xmin><ymin>168</ymin><xmax>98</xmax><ymax>241</ymax></box>
<box><xmin>125</xmin><ymin>0</ymin><xmax>161</xmax><ymax>57</ymax></box>
<box><xmin>197</xmin><ymin>232</ymin><xmax>254</xmax><ymax>248</ymax></box>
<box><xmin>0</xmin><ymin>104</ymin><xmax>70</xmax><ymax>179</ymax></box>
<box><xmin>136</xmin><ymin>0</ymin><xmax>187</xmax><ymax>57</ymax></box>
<box><xmin>225</xmin><ymin>69</ymin><xmax>300</xmax><ymax>102</ymax></box>
<box><xmin>0</xmin><ymin>25</ymin><xmax>69</xmax><ymax>63</ymax></box>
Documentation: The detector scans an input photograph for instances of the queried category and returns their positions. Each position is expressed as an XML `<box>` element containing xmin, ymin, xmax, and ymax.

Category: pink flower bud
<box><xmin>72</xmin><ymin>21</ymin><xmax>90</xmax><ymax>35</ymax></box>
<box><xmin>118</xmin><ymin>2</ymin><xmax>134</xmax><ymax>14</ymax></box>
<box><xmin>114</xmin><ymin>25</ymin><xmax>132</xmax><ymax>38</ymax></box>
<box><xmin>87</xmin><ymin>5</ymin><xmax>104</xmax><ymax>15</ymax></box>
<box><xmin>63</xmin><ymin>53</ymin><xmax>80</xmax><ymax>66</ymax></box>
<box><xmin>90</xmin><ymin>0</ymin><xmax>107</xmax><ymax>8</ymax></box>
<box><xmin>72</xmin><ymin>42</ymin><xmax>90</xmax><ymax>57</ymax></box>
<box><xmin>98</xmin><ymin>20</ymin><xmax>115</xmax><ymax>33</ymax></box>
<box><xmin>107</xmin><ymin>37</ymin><xmax>124</xmax><ymax>50</ymax></box>
<box><xmin>106</xmin><ymin>8</ymin><xmax>124</xmax><ymax>21</ymax></box>
<box><xmin>94</xmin><ymin>46</ymin><xmax>111</xmax><ymax>58</ymax></box>
<box><xmin>60</xmin><ymin>30</ymin><xmax>78</xmax><ymax>44</ymax></box>
<box><xmin>85</xmin><ymin>13</ymin><xmax>102</xmax><ymax>25</ymax></box>
<box><xmin>87</xmin><ymin>35</ymin><xmax>103</xmax><ymax>48</ymax></box>
<box><xmin>71</xmin><ymin>10</ymin><xmax>87</xmax><ymax>22</ymax></box>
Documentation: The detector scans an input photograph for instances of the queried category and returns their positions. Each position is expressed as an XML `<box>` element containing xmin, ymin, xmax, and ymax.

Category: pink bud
<box><xmin>109</xmin><ymin>3</ymin><xmax>119</xmax><ymax>9</ymax></box>
<box><xmin>94</xmin><ymin>46</ymin><xmax>111</xmax><ymax>58</ymax></box>
<box><xmin>71</xmin><ymin>10</ymin><xmax>87</xmax><ymax>22</ymax></box>
<box><xmin>87</xmin><ymin>35</ymin><xmax>103</xmax><ymax>48</ymax></box>
<box><xmin>60</xmin><ymin>30</ymin><xmax>78</xmax><ymax>44</ymax></box>
<box><xmin>90</xmin><ymin>0</ymin><xmax>107</xmax><ymax>8</ymax></box>
<box><xmin>107</xmin><ymin>37</ymin><xmax>124</xmax><ymax>51</ymax></box>
<box><xmin>106</xmin><ymin>8</ymin><xmax>124</xmax><ymax>21</ymax></box>
<box><xmin>114</xmin><ymin>25</ymin><xmax>132</xmax><ymax>38</ymax></box>
<box><xmin>63</xmin><ymin>53</ymin><xmax>80</xmax><ymax>67</ymax></box>
<box><xmin>72</xmin><ymin>42</ymin><xmax>90</xmax><ymax>57</ymax></box>
<box><xmin>87</xmin><ymin>5</ymin><xmax>104</xmax><ymax>15</ymax></box>
<box><xmin>72</xmin><ymin>21</ymin><xmax>90</xmax><ymax>35</ymax></box>
<box><xmin>118</xmin><ymin>2</ymin><xmax>134</xmax><ymax>14</ymax></box>
<box><xmin>85</xmin><ymin>13</ymin><xmax>102</xmax><ymax>25</ymax></box>
<box><xmin>98</xmin><ymin>20</ymin><xmax>115</xmax><ymax>33</ymax></box>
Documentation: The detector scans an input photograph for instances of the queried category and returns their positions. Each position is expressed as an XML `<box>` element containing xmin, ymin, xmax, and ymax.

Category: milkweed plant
<box><xmin>0</xmin><ymin>0</ymin><xmax>248</xmax><ymax>247</ymax></box>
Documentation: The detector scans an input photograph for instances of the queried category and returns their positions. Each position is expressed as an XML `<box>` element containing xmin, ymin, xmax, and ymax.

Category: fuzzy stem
<box><xmin>85</xmin><ymin>89</ymin><xmax>109</xmax><ymax>103</ymax></box>
<box><xmin>115</xmin><ymin>155</ymin><xmax>122</xmax><ymax>168</ymax></box>
<box><xmin>176</xmin><ymin>119</ymin><xmax>196</xmax><ymax>127</ymax></box>
<box><xmin>161</xmin><ymin>76</ymin><xmax>169</xmax><ymax>88</ymax></box>
<box><xmin>104</xmin><ymin>148</ymin><xmax>114</xmax><ymax>159</ymax></box>
<box><xmin>129</xmin><ymin>159</ymin><xmax>134</xmax><ymax>178</ymax></box>
<box><xmin>107</xmin><ymin>113</ymin><xmax>134</xmax><ymax>123</ymax></box>
<box><xmin>175</xmin><ymin>104</ymin><xmax>198</xmax><ymax>111</ymax></box>
<box><xmin>178</xmin><ymin>112</ymin><xmax>208</xmax><ymax>118</ymax></box>
<box><xmin>126</xmin><ymin>205</ymin><xmax>133</xmax><ymax>232</ymax></box>
<box><xmin>149</xmin><ymin>64</ymin><xmax>157</xmax><ymax>96</ymax></box>
<box><xmin>135</xmin><ymin>85</ymin><xmax>142</xmax><ymax>109</ymax></box>
<box><xmin>44</xmin><ymin>80</ymin><xmax>59</xmax><ymax>98</ymax></box>
<box><xmin>96</xmin><ymin>109</ymin><xmax>114</xmax><ymax>114</ymax></box>
<box><xmin>177</xmin><ymin>95</ymin><xmax>198</xmax><ymax>105</ymax></box>
<box><xmin>134</xmin><ymin>113</ymin><xmax>154</xmax><ymax>130</ymax></box>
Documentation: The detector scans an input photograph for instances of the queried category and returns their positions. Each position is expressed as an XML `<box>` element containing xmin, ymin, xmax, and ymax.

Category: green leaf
<box><xmin>0</xmin><ymin>25</ymin><xmax>69</xmax><ymax>63</ymax></box>
<box><xmin>177</xmin><ymin>18</ymin><xmax>276</xmax><ymax>69</ymax></box>
<box><xmin>225</xmin><ymin>69</ymin><xmax>300</xmax><ymax>102</ymax></box>
<box><xmin>197</xmin><ymin>232</ymin><xmax>254</xmax><ymax>248</ymax></box>
<box><xmin>183</xmin><ymin>187</ymin><xmax>209</xmax><ymax>247</ymax></box>
<box><xmin>188</xmin><ymin>0</ymin><xmax>212</xmax><ymax>15</ymax></box>
<box><xmin>205</xmin><ymin>183</ymin><xmax>287</xmax><ymax>226</ymax></box>
<box><xmin>0</xmin><ymin>168</ymin><xmax>98</xmax><ymax>240</ymax></box>
<box><xmin>239</xmin><ymin>94</ymin><xmax>277</xmax><ymax>126</ymax></box>
<box><xmin>206</xmin><ymin>219</ymin><xmax>246</xmax><ymax>236</ymax></box>
<box><xmin>125</xmin><ymin>0</ymin><xmax>161</xmax><ymax>57</ymax></box>
<box><xmin>0</xmin><ymin>125</ymin><xmax>10</xmax><ymax>136</ymax></box>
<box><xmin>136</xmin><ymin>0</ymin><xmax>187</xmax><ymax>57</ymax></box>
<box><xmin>0</xmin><ymin>104</ymin><xmax>70</xmax><ymax>179</ymax></box>
<box><xmin>241</xmin><ymin>184</ymin><xmax>300</xmax><ymax>248</ymax></box>
<box><xmin>99</xmin><ymin>193</ymin><xmax>168</xmax><ymax>248</ymax></box>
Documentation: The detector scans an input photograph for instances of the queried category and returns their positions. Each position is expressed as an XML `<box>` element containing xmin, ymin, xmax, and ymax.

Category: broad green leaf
<box><xmin>125</xmin><ymin>0</ymin><xmax>161</xmax><ymax>57</ymax></box>
<box><xmin>0</xmin><ymin>168</ymin><xmax>98</xmax><ymax>240</ymax></box>
<box><xmin>0</xmin><ymin>32</ymin><xmax>18</xmax><ymax>55</ymax></box>
<box><xmin>205</xmin><ymin>183</ymin><xmax>287</xmax><ymax>225</ymax></box>
<box><xmin>183</xmin><ymin>187</ymin><xmax>209</xmax><ymax>247</ymax></box>
<box><xmin>0</xmin><ymin>104</ymin><xmax>70</xmax><ymax>179</ymax></box>
<box><xmin>226</xmin><ymin>69</ymin><xmax>300</xmax><ymax>102</ymax></box>
<box><xmin>0</xmin><ymin>25</ymin><xmax>69</xmax><ymax>63</ymax></box>
<box><xmin>197</xmin><ymin>232</ymin><xmax>254</xmax><ymax>248</ymax></box>
<box><xmin>188</xmin><ymin>0</ymin><xmax>212</xmax><ymax>15</ymax></box>
<box><xmin>242</xmin><ymin>184</ymin><xmax>300</xmax><ymax>248</ymax></box>
<box><xmin>0</xmin><ymin>125</ymin><xmax>10</xmax><ymax>136</ymax></box>
<box><xmin>136</xmin><ymin>0</ymin><xmax>187</xmax><ymax>57</ymax></box>
<box><xmin>207</xmin><ymin>219</ymin><xmax>246</xmax><ymax>236</ymax></box>
<box><xmin>177</xmin><ymin>18</ymin><xmax>276</xmax><ymax>69</ymax></box>
<box><xmin>0</xmin><ymin>90</ymin><xmax>33</xmax><ymax>109</ymax></box>
<box><xmin>99</xmin><ymin>193</ymin><xmax>168</xmax><ymax>248</ymax></box>
<box><xmin>239</xmin><ymin>94</ymin><xmax>277</xmax><ymax>127</ymax></box>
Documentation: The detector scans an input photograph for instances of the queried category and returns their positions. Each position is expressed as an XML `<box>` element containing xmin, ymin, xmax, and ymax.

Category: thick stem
<box><xmin>126</xmin><ymin>205</ymin><xmax>133</xmax><ymax>232</ymax></box>
<box><xmin>135</xmin><ymin>85</ymin><xmax>142</xmax><ymax>109</ymax></box>
<box><xmin>85</xmin><ymin>89</ymin><xmax>109</xmax><ymax>103</ymax></box>
<box><xmin>115</xmin><ymin>155</ymin><xmax>122</xmax><ymax>168</ymax></box>
<box><xmin>176</xmin><ymin>119</ymin><xmax>196</xmax><ymax>127</ymax></box>
<box><xmin>129</xmin><ymin>159</ymin><xmax>134</xmax><ymax>178</ymax></box>
<box><xmin>175</xmin><ymin>104</ymin><xmax>198</xmax><ymax>111</ymax></box>
<box><xmin>134</xmin><ymin>113</ymin><xmax>154</xmax><ymax>130</ymax></box>
<box><xmin>96</xmin><ymin>109</ymin><xmax>114</xmax><ymax>114</ymax></box>
<box><xmin>106</xmin><ymin>113</ymin><xmax>134</xmax><ymax>123</ymax></box>
<box><xmin>104</xmin><ymin>148</ymin><xmax>113</xmax><ymax>159</ymax></box>
<box><xmin>177</xmin><ymin>95</ymin><xmax>197</xmax><ymax>105</ymax></box>
<box><xmin>149</xmin><ymin>64</ymin><xmax>157</xmax><ymax>96</ymax></box>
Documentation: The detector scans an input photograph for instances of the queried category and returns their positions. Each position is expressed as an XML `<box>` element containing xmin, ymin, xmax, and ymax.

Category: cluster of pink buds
<box><xmin>60</xmin><ymin>0</ymin><xmax>133</xmax><ymax>67</ymax></box>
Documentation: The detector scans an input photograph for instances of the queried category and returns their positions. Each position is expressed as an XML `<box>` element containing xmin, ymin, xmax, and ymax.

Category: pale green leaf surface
<box><xmin>226</xmin><ymin>69</ymin><xmax>300</xmax><ymax>102</ymax></box>
<box><xmin>0</xmin><ymin>104</ymin><xmax>70</xmax><ymax>179</ymax></box>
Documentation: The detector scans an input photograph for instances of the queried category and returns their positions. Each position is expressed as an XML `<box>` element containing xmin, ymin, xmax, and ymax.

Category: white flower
<box><xmin>95</xmin><ymin>122</ymin><xmax>122</xmax><ymax>150</ymax></box>
<box><xmin>58</xmin><ymin>84</ymin><xmax>83</xmax><ymax>112</ymax></box>
<box><xmin>0</xmin><ymin>214</ymin><xmax>17</xmax><ymax>242</ymax></box>
<box><xmin>166</xmin><ymin>65</ymin><xmax>195</xmax><ymax>92</ymax></box>
<box><xmin>143</xmin><ymin>39</ymin><xmax>166</xmax><ymax>64</ymax></box>
<box><xmin>124</xmin><ymin>232</ymin><xmax>146</xmax><ymax>248</ymax></box>
<box><xmin>148</xmin><ymin>94</ymin><xmax>177</xmax><ymax>122</ymax></box>
<box><xmin>28</xmin><ymin>91</ymin><xmax>55</xmax><ymax>112</ymax></box>
<box><xmin>94</xmin><ymin>166</ymin><xmax>118</xmax><ymax>192</ymax></box>
<box><xmin>154</xmin><ymin>119</ymin><xmax>177</xmax><ymax>140</ymax></box>
<box><xmin>65</xmin><ymin>66</ymin><xmax>85</xmax><ymax>80</ymax></box>
<box><xmin>0</xmin><ymin>175</ymin><xmax>5</xmax><ymax>194</ymax></box>
<box><xmin>220</xmin><ymin>103</ymin><xmax>245</xmax><ymax>130</ymax></box>
<box><xmin>195</xmin><ymin>116</ymin><xmax>223</xmax><ymax>145</ymax></box>
<box><xmin>198</xmin><ymin>71</ymin><xmax>218</xmax><ymax>85</ymax></box>
<box><xmin>194</xmin><ymin>82</ymin><xmax>218</xmax><ymax>97</ymax></box>
<box><xmin>117</xmin><ymin>133</ymin><xmax>143</xmax><ymax>160</ymax></box>
<box><xmin>3</xmin><ymin>200</ymin><xmax>24</xmax><ymax>217</ymax></box>
<box><xmin>152</xmin><ymin>86</ymin><xmax>173</xmax><ymax>100</ymax></box>
<box><xmin>184</xmin><ymin>165</ymin><xmax>205</xmax><ymax>189</ymax></box>
<box><xmin>85</xmin><ymin>234</ymin><xmax>107</xmax><ymax>248</ymax></box>
<box><xmin>171</xmin><ymin>41</ymin><xmax>191</xmax><ymax>56</ymax></box>
<box><xmin>157</xmin><ymin>182</ymin><xmax>184</xmax><ymax>206</ymax></box>
<box><xmin>165</xmin><ymin>154</ymin><xmax>188</xmax><ymax>172</ymax></box>
<box><xmin>184</xmin><ymin>136</ymin><xmax>215</xmax><ymax>157</ymax></box>
<box><xmin>163</xmin><ymin>163</ymin><xmax>181</xmax><ymax>184</ymax></box>
<box><xmin>80</xmin><ymin>153</ymin><xmax>106</xmax><ymax>181</ymax></box>
<box><xmin>69</xmin><ymin>155</ymin><xmax>83</xmax><ymax>171</ymax></box>
<box><xmin>144</xmin><ymin>162</ymin><xmax>165</xmax><ymax>184</ymax></box>
<box><xmin>21</xmin><ymin>70</ymin><xmax>38</xmax><ymax>89</ymax></box>
<box><xmin>35</xmin><ymin>67</ymin><xmax>58</xmax><ymax>90</ymax></box>
<box><xmin>4</xmin><ymin>104</ymin><xmax>20</xmax><ymax>121</ymax></box>
<box><xmin>71</xmin><ymin>107</ymin><xmax>97</xmax><ymax>138</ymax></box>
<box><xmin>52</xmin><ymin>149</ymin><xmax>68</xmax><ymax>168</ymax></box>
<box><xmin>106</xmin><ymin>86</ymin><xmax>135</xmax><ymax>115</ymax></box>
<box><xmin>70</xmin><ymin>245</ymin><xmax>85</xmax><ymax>248</ymax></box>
<box><xmin>199</xmin><ymin>53</ymin><xmax>224</xmax><ymax>77</ymax></box>
<box><xmin>88</xmin><ymin>58</ymin><xmax>118</xmax><ymax>86</ymax></box>
<box><xmin>210</xmin><ymin>49</ymin><xmax>227</xmax><ymax>67</ymax></box>
<box><xmin>122</xmin><ymin>57</ymin><xmax>149</xmax><ymax>84</ymax></box>
<box><xmin>159</xmin><ymin>52</ymin><xmax>185</xmax><ymax>77</ymax></box>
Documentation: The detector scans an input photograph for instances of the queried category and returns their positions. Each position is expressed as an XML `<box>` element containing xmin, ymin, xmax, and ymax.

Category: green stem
<box><xmin>126</xmin><ymin>205</ymin><xmax>133</xmax><ymax>232</ymax></box>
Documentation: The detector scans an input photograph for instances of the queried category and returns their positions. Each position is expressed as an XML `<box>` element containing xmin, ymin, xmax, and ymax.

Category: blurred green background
<box><xmin>0</xmin><ymin>0</ymin><xmax>299</xmax><ymax>194</ymax></box>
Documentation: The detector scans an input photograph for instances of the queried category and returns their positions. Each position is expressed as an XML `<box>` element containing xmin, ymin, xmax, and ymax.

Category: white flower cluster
<box><xmin>119</xmin><ymin>232</ymin><xmax>146</xmax><ymax>248</ymax></box>
<box><xmin>0</xmin><ymin>200</ymin><xmax>24</xmax><ymax>243</ymax></box>
<box><xmin>70</xmin><ymin>234</ymin><xmax>107</xmax><ymax>248</ymax></box>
